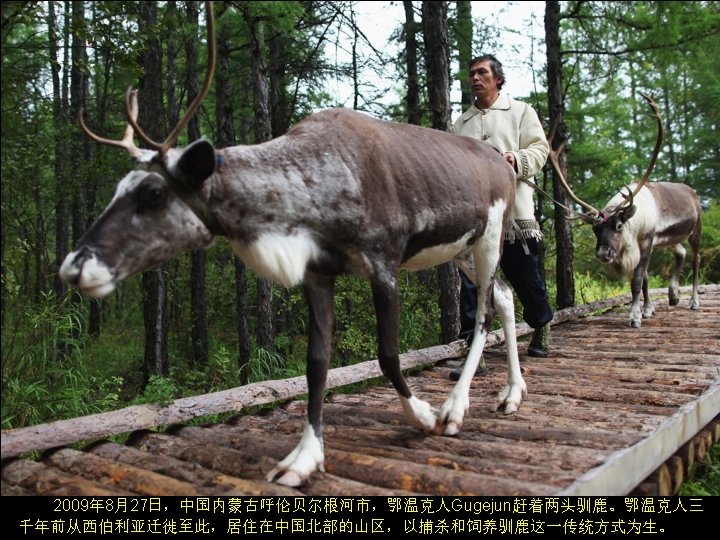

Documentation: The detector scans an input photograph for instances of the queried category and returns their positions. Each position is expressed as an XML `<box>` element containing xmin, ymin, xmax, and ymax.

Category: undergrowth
<box><xmin>678</xmin><ymin>443</ymin><xmax>720</xmax><ymax>496</ymax></box>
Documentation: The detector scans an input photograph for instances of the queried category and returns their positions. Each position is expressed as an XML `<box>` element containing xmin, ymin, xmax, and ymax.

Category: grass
<box><xmin>679</xmin><ymin>443</ymin><xmax>720</xmax><ymax>495</ymax></box>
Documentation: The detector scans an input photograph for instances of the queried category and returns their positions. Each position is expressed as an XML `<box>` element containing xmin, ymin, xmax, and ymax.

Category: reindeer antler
<box><xmin>78</xmin><ymin>89</ymin><xmax>143</xmax><ymax>159</ymax></box>
<box><xmin>79</xmin><ymin>1</ymin><xmax>216</xmax><ymax>161</ymax></box>
<box><xmin>546</xmin><ymin>115</ymin><xmax>602</xmax><ymax>222</ymax></box>
<box><xmin>613</xmin><ymin>93</ymin><xmax>663</xmax><ymax>214</ymax></box>
<box><xmin>547</xmin><ymin>93</ymin><xmax>664</xmax><ymax>224</ymax></box>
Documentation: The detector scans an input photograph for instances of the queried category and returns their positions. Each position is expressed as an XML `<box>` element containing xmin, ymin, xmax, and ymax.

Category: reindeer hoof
<box><xmin>270</xmin><ymin>470</ymin><xmax>306</xmax><ymax>487</ymax></box>
<box><xmin>490</xmin><ymin>400</ymin><xmax>520</xmax><ymax>415</ymax></box>
<box><xmin>503</xmin><ymin>402</ymin><xmax>519</xmax><ymax>414</ymax></box>
<box><xmin>442</xmin><ymin>422</ymin><xmax>461</xmax><ymax>436</ymax></box>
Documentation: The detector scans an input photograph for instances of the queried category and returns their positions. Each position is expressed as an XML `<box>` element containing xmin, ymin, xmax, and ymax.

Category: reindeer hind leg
<box><xmin>491</xmin><ymin>278</ymin><xmax>527</xmax><ymax>414</ymax></box>
<box><xmin>688</xmin><ymin>226</ymin><xmax>701</xmax><ymax>310</ymax></box>
<box><xmin>668</xmin><ymin>243</ymin><xmax>686</xmax><ymax>306</ymax></box>
<box><xmin>370</xmin><ymin>269</ymin><xmax>438</xmax><ymax>434</ymax></box>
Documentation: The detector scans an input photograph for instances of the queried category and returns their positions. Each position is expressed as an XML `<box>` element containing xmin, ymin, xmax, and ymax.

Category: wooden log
<box><xmin>323</xmin><ymin>422</ymin><xmax>610</xmax><ymax>471</ymax></box>
<box><xmin>632</xmin><ymin>481</ymin><xmax>659</xmax><ymax>496</ymax></box>
<box><xmin>693</xmin><ymin>430</ymin><xmax>712</xmax><ymax>463</ymax></box>
<box><xmin>519</xmin><ymin>351</ymin><xmax>720</xmax><ymax>372</ymax></box>
<box><xmin>1</xmin><ymin>457</ymin><xmax>131</xmax><ymax>496</ymax></box>
<box><xmin>710</xmin><ymin>419</ymin><xmax>720</xmax><ymax>443</ymax></box>
<box><xmin>517</xmin><ymin>364</ymin><xmax>715</xmax><ymax>389</ymax></box>
<box><xmin>43</xmin><ymin>447</ymin><xmax>208</xmax><ymax>495</ymax></box>
<box><xmin>322</xmin><ymin>399</ymin><xmax>662</xmax><ymax>444</ymax></box>
<box><xmin>1</xmin><ymin>482</ymin><xmax>34</xmax><ymax>496</ymax></box>
<box><xmin>677</xmin><ymin>439</ymin><xmax>695</xmax><ymax>473</ymax></box>
<box><xmin>516</xmin><ymin>381</ymin><xmax>697</xmax><ymax>408</ymax></box>
<box><xmin>87</xmin><ymin>440</ymin><xmax>302</xmax><ymax>496</ymax></box>
<box><xmin>631</xmin><ymin>463</ymin><xmax>672</xmax><ymax>496</ymax></box>
<box><xmin>155</xmin><ymin>426</ymin><xmax>418</xmax><ymax>496</ymax></box>
<box><xmin>129</xmin><ymin>429</ymin><xmax>283</xmax><ymax>479</ymax></box>
<box><xmin>0</xmin><ymin>341</ymin><xmax>465</xmax><ymax>459</ymax></box>
<box><xmin>175</xmin><ymin>424</ymin><xmax>555</xmax><ymax>495</ymax></box>
<box><xmin>322</xmin><ymin>444</ymin><xmax>557</xmax><ymax>496</ymax></box>
<box><xmin>653</xmin><ymin>463</ymin><xmax>673</xmax><ymax>496</ymax></box>
<box><xmin>666</xmin><ymin>455</ymin><xmax>685</xmax><ymax>494</ymax></box>
<box><xmin>325</xmin><ymin>438</ymin><xmax>576</xmax><ymax>488</ymax></box>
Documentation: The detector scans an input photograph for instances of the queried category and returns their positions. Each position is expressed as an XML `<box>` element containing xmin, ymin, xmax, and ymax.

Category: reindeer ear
<box><xmin>619</xmin><ymin>205</ymin><xmax>637</xmax><ymax>222</ymax></box>
<box><xmin>175</xmin><ymin>139</ymin><xmax>216</xmax><ymax>189</ymax></box>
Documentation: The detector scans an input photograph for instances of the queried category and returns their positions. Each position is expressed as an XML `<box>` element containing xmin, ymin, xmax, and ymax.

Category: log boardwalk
<box><xmin>2</xmin><ymin>285</ymin><xmax>719</xmax><ymax>496</ymax></box>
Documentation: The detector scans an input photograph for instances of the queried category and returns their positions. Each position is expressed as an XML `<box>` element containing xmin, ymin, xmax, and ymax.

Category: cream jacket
<box><xmin>451</xmin><ymin>93</ymin><xmax>549</xmax><ymax>240</ymax></box>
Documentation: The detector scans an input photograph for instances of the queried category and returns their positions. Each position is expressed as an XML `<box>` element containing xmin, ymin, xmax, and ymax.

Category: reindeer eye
<box><xmin>614</xmin><ymin>221</ymin><xmax>623</xmax><ymax>232</ymax></box>
<box><xmin>138</xmin><ymin>183</ymin><xmax>168</xmax><ymax>211</ymax></box>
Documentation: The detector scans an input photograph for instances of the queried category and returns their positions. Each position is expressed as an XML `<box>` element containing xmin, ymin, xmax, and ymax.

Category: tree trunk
<box><xmin>243</xmin><ymin>5</ymin><xmax>274</xmax><ymax>353</ymax></box>
<box><xmin>214</xmin><ymin>2</ymin><xmax>252</xmax><ymax>377</ymax></box>
<box><xmin>545</xmin><ymin>0</ymin><xmax>575</xmax><ymax>309</ymax></box>
<box><xmin>166</xmin><ymin>1</ymin><xmax>179</xmax><ymax>132</ymax></box>
<box><xmin>49</xmin><ymin>1</ymin><xmax>68</xmax><ymax>306</ymax></box>
<box><xmin>185</xmin><ymin>1</ymin><xmax>209</xmax><ymax>367</ymax></box>
<box><xmin>78</xmin><ymin>2</ymin><xmax>100</xmax><ymax>337</ymax></box>
<box><xmin>268</xmin><ymin>27</ymin><xmax>292</xmax><ymax>340</ymax></box>
<box><xmin>63</xmin><ymin>0</ymin><xmax>88</xmax><ymax>354</ymax></box>
<box><xmin>138</xmin><ymin>1</ymin><xmax>169</xmax><ymax>380</ymax></box>
<box><xmin>455</xmin><ymin>0</ymin><xmax>473</xmax><ymax>110</ymax></box>
<box><xmin>422</xmin><ymin>1</ymin><xmax>459</xmax><ymax>344</ymax></box>
<box><xmin>268</xmin><ymin>32</ymin><xmax>290</xmax><ymax>138</ymax></box>
<box><xmin>403</xmin><ymin>1</ymin><xmax>421</xmax><ymax>125</ymax></box>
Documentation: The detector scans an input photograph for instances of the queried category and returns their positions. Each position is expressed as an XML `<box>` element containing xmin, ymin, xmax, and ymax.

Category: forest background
<box><xmin>1</xmin><ymin>1</ymin><xmax>719</xmax><ymax>431</ymax></box>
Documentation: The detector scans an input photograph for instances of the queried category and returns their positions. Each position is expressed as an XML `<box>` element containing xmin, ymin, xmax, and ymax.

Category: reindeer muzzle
<box><xmin>59</xmin><ymin>246</ymin><xmax>117</xmax><ymax>299</ymax></box>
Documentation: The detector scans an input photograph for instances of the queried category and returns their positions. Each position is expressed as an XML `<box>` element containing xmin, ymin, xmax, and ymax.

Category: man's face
<box><xmin>469</xmin><ymin>60</ymin><xmax>499</xmax><ymax>97</ymax></box>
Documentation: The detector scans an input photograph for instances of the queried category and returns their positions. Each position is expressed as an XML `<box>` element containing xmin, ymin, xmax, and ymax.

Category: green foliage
<box><xmin>1</xmin><ymin>292</ymin><xmax>126</xmax><ymax>428</ymax></box>
<box><xmin>132</xmin><ymin>375</ymin><xmax>177</xmax><ymax>407</ymax></box>
<box><xmin>573</xmin><ymin>273</ymin><xmax>626</xmax><ymax>306</ymax></box>
<box><xmin>560</xmin><ymin>1</ymin><xmax>720</xmax><ymax>203</ymax></box>
<box><xmin>679</xmin><ymin>444</ymin><xmax>720</xmax><ymax>496</ymax></box>
<box><xmin>699</xmin><ymin>201</ymin><xmax>720</xmax><ymax>283</ymax></box>
<box><xmin>247</xmin><ymin>347</ymin><xmax>289</xmax><ymax>381</ymax></box>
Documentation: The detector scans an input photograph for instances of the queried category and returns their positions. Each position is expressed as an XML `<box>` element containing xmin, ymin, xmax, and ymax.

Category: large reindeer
<box><xmin>549</xmin><ymin>95</ymin><xmax>701</xmax><ymax>328</ymax></box>
<box><xmin>59</xmin><ymin>2</ymin><xmax>526</xmax><ymax>487</ymax></box>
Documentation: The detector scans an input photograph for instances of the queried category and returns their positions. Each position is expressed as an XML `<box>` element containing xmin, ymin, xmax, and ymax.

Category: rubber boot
<box><xmin>527</xmin><ymin>325</ymin><xmax>550</xmax><ymax>358</ymax></box>
<box><xmin>449</xmin><ymin>357</ymin><xmax>488</xmax><ymax>381</ymax></box>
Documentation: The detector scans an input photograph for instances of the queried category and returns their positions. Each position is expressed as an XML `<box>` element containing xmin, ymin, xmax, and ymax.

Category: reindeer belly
<box><xmin>401</xmin><ymin>232</ymin><xmax>474</xmax><ymax>271</ymax></box>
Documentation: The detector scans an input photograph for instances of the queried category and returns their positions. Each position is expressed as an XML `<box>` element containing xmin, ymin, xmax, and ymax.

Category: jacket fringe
<box><xmin>506</xmin><ymin>219</ymin><xmax>543</xmax><ymax>243</ymax></box>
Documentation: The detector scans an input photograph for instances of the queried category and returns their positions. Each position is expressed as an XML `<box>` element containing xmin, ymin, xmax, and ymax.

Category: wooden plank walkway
<box><xmin>2</xmin><ymin>284</ymin><xmax>718</xmax><ymax>496</ymax></box>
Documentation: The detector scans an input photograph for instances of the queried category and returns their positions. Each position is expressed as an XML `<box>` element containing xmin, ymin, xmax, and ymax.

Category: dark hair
<box><xmin>469</xmin><ymin>54</ymin><xmax>506</xmax><ymax>90</ymax></box>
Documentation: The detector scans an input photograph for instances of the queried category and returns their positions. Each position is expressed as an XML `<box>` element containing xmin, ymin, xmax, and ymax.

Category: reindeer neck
<box><xmin>209</xmin><ymin>139</ymin><xmax>351</xmax><ymax>242</ymax></box>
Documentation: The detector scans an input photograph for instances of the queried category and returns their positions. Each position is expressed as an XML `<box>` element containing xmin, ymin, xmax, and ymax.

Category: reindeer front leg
<box><xmin>628</xmin><ymin>269</ymin><xmax>644</xmax><ymax>327</ymax></box>
<box><xmin>370</xmin><ymin>272</ymin><xmax>438</xmax><ymax>434</ymax></box>
<box><xmin>266</xmin><ymin>275</ymin><xmax>335</xmax><ymax>486</ymax></box>
<box><xmin>491</xmin><ymin>278</ymin><xmax>526</xmax><ymax>413</ymax></box>
<box><xmin>629</xmin><ymin>253</ymin><xmax>654</xmax><ymax>327</ymax></box>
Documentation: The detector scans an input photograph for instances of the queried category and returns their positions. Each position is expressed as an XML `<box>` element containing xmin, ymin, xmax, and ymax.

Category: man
<box><xmin>450</xmin><ymin>54</ymin><xmax>553</xmax><ymax>380</ymax></box>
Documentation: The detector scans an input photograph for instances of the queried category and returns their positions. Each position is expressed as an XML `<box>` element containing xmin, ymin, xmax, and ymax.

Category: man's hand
<box><xmin>502</xmin><ymin>152</ymin><xmax>517</xmax><ymax>172</ymax></box>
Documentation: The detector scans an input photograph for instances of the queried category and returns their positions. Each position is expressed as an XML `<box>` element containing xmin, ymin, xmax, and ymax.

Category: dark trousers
<box><xmin>459</xmin><ymin>238</ymin><xmax>553</xmax><ymax>340</ymax></box>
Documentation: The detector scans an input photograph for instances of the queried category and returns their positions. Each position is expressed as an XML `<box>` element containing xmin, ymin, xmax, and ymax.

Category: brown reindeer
<box><xmin>60</xmin><ymin>2</ymin><xmax>526</xmax><ymax>486</ymax></box>
<box><xmin>549</xmin><ymin>95</ymin><xmax>701</xmax><ymax>328</ymax></box>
